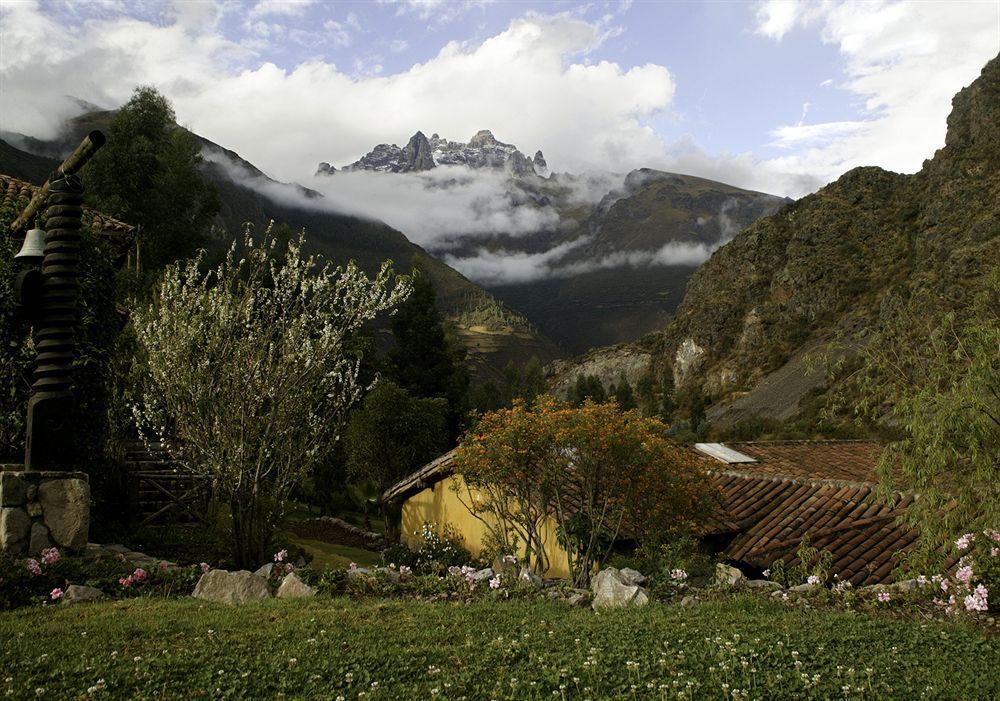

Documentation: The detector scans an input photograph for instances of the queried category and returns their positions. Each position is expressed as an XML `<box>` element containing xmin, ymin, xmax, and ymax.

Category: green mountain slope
<box><xmin>551</xmin><ymin>54</ymin><xmax>999</xmax><ymax>425</ymax></box>
<box><xmin>489</xmin><ymin>170</ymin><xmax>786</xmax><ymax>353</ymax></box>
<box><xmin>0</xmin><ymin>123</ymin><xmax>562</xmax><ymax>381</ymax></box>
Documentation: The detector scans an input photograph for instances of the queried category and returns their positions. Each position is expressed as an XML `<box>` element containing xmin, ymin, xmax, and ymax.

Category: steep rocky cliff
<box><xmin>661</xmin><ymin>54</ymin><xmax>1000</xmax><ymax>422</ymax></box>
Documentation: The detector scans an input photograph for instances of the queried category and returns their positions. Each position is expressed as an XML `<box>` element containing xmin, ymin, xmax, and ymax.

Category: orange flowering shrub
<box><xmin>453</xmin><ymin>396</ymin><xmax>716</xmax><ymax>586</ymax></box>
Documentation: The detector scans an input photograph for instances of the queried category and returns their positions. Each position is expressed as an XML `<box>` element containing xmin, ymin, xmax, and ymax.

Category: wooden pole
<box><xmin>9</xmin><ymin>130</ymin><xmax>106</xmax><ymax>235</ymax></box>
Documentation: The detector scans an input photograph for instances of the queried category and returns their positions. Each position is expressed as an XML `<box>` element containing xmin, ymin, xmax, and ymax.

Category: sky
<box><xmin>1</xmin><ymin>0</ymin><xmax>998</xmax><ymax>196</ymax></box>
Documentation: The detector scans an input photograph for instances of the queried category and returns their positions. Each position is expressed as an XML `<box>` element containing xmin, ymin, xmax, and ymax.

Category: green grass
<box><xmin>1</xmin><ymin>596</ymin><xmax>997</xmax><ymax>699</ymax></box>
<box><xmin>283</xmin><ymin>534</ymin><xmax>381</xmax><ymax>569</ymax></box>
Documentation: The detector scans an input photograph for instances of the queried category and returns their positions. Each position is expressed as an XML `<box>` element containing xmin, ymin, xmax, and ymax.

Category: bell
<box><xmin>14</xmin><ymin>227</ymin><xmax>46</xmax><ymax>265</ymax></box>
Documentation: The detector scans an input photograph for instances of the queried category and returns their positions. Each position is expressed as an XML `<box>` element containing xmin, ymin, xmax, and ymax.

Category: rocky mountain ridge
<box><xmin>550</xmin><ymin>53</ymin><xmax>1000</xmax><ymax>427</ymax></box>
<box><xmin>318</xmin><ymin>129</ymin><xmax>546</xmax><ymax>177</ymax></box>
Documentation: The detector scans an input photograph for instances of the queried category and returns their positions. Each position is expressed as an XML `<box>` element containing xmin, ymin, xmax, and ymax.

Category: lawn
<box><xmin>2</xmin><ymin>596</ymin><xmax>998</xmax><ymax>699</ymax></box>
<box><xmin>282</xmin><ymin>533</ymin><xmax>381</xmax><ymax>569</ymax></box>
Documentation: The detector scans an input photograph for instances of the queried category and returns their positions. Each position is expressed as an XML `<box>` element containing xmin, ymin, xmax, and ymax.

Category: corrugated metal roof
<box><xmin>694</xmin><ymin>442</ymin><xmax>758</xmax><ymax>464</ymax></box>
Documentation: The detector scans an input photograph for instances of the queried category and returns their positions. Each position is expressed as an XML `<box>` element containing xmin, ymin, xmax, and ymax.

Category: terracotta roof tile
<box><xmin>723</xmin><ymin>439</ymin><xmax>882</xmax><ymax>482</ymax></box>
<box><xmin>1</xmin><ymin>173</ymin><xmax>135</xmax><ymax>239</ymax></box>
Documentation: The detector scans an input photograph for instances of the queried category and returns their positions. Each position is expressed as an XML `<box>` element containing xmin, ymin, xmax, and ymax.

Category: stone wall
<box><xmin>0</xmin><ymin>469</ymin><xmax>89</xmax><ymax>556</ymax></box>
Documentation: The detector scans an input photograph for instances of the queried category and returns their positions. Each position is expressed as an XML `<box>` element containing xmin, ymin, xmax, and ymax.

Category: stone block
<box><xmin>0</xmin><ymin>507</ymin><xmax>30</xmax><ymax>553</ymax></box>
<box><xmin>193</xmin><ymin>570</ymin><xmax>272</xmax><ymax>605</ymax></box>
<box><xmin>0</xmin><ymin>473</ymin><xmax>26</xmax><ymax>507</ymax></box>
<box><xmin>276</xmin><ymin>572</ymin><xmax>316</xmax><ymax>599</ymax></box>
<box><xmin>29</xmin><ymin>522</ymin><xmax>52</xmax><ymax>553</ymax></box>
<box><xmin>64</xmin><ymin>585</ymin><xmax>107</xmax><ymax>604</ymax></box>
<box><xmin>38</xmin><ymin>477</ymin><xmax>89</xmax><ymax>551</ymax></box>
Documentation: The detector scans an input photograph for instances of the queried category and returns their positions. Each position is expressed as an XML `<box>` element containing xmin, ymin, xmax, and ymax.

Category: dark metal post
<box><xmin>23</xmin><ymin>174</ymin><xmax>85</xmax><ymax>470</ymax></box>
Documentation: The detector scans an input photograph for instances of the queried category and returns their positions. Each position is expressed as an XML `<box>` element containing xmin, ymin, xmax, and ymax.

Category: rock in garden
<box><xmin>0</xmin><ymin>507</ymin><xmax>30</xmax><ymax>552</ymax></box>
<box><xmin>618</xmin><ymin>568</ymin><xmax>646</xmax><ymax>586</ymax></box>
<box><xmin>591</xmin><ymin>569</ymin><xmax>649</xmax><ymax>610</ymax></box>
<box><xmin>714</xmin><ymin>563</ymin><xmax>745</xmax><ymax>587</ymax></box>
<box><xmin>192</xmin><ymin>569</ymin><xmax>272</xmax><ymax>604</ymax></box>
<box><xmin>29</xmin><ymin>522</ymin><xmax>52</xmax><ymax>553</ymax></box>
<box><xmin>518</xmin><ymin>566</ymin><xmax>543</xmax><ymax>588</ymax></box>
<box><xmin>680</xmin><ymin>595</ymin><xmax>698</xmax><ymax>607</ymax></box>
<box><xmin>590</xmin><ymin>567</ymin><xmax>623</xmax><ymax>592</ymax></box>
<box><xmin>886</xmin><ymin>579</ymin><xmax>920</xmax><ymax>593</ymax></box>
<box><xmin>63</xmin><ymin>585</ymin><xmax>107</xmax><ymax>604</ymax></box>
<box><xmin>346</xmin><ymin>567</ymin><xmax>372</xmax><ymax>579</ymax></box>
<box><xmin>564</xmin><ymin>589</ymin><xmax>590</xmax><ymax>607</ymax></box>
<box><xmin>746</xmin><ymin>579</ymin><xmax>782</xmax><ymax>590</ymax></box>
<box><xmin>787</xmin><ymin>583</ymin><xmax>817</xmax><ymax>593</ymax></box>
<box><xmin>38</xmin><ymin>478</ymin><xmax>90</xmax><ymax>550</ymax></box>
<box><xmin>492</xmin><ymin>555</ymin><xmax>519</xmax><ymax>578</ymax></box>
<box><xmin>276</xmin><ymin>572</ymin><xmax>316</xmax><ymax>599</ymax></box>
<box><xmin>254</xmin><ymin>563</ymin><xmax>275</xmax><ymax>578</ymax></box>
<box><xmin>469</xmin><ymin>567</ymin><xmax>494</xmax><ymax>583</ymax></box>
<box><xmin>375</xmin><ymin>567</ymin><xmax>401</xmax><ymax>582</ymax></box>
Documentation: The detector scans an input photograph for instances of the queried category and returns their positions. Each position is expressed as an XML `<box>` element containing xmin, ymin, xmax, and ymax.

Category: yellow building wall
<box><xmin>401</xmin><ymin>473</ymin><xmax>572</xmax><ymax>579</ymax></box>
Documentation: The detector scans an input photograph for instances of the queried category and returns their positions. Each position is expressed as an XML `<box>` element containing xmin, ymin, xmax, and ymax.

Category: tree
<box><xmin>570</xmin><ymin>374</ymin><xmax>605</xmax><ymax>405</ymax></box>
<box><xmin>659</xmin><ymin>367</ymin><xmax>677</xmax><ymax>422</ymax></box>
<box><xmin>613</xmin><ymin>373</ymin><xmax>637</xmax><ymax>411</ymax></box>
<box><xmin>130</xmin><ymin>230</ymin><xmax>410</xmax><ymax>567</ymax></box>
<box><xmin>845</xmin><ymin>274</ymin><xmax>1000</xmax><ymax>563</ymax></box>
<box><xmin>453</xmin><ymin>396</ymin><xmax>715</xmax><ymax>586</ymax></box>
<box><xmin>84</xmin><ymin>86</ymin><xmax>218</xmax><ymax>284</ymax></box>
<box><xmin>387</xmin><ymin>270</ymin><xmax>468</xmax><ymax>439</ymax></box>
<box><xmin>346</xmin><ymin>380</ymin><xmax>449</xmax><ymax>540</ymax></box>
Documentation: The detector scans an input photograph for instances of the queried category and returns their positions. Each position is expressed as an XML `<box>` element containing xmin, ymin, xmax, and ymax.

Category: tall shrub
<box><xmin>131</xmin><ymin>230</ymin><xmax>410</xmax><ymax>566</ymax></box>
<box><xmin>454</xmin><ymin>396</ymin><xmax>716</xmax><ymax>585</ymax></box>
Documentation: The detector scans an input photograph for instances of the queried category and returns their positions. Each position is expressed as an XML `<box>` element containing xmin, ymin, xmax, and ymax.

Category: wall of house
<box><xmin>401</xmin><ymin>473</ymin><xmax>572</xmax><ymax>579</ymax></box>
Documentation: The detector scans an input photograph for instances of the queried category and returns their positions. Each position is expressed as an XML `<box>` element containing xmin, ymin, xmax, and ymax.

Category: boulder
<box><xmin>469</xmin><ymin>567</ymin><xmax>494</xmax><ymax>584</ymax></box>
<box><xmin>29</xmin><ymin>522</ymin><xmax>52</xmax><ymax>553</ymax></box>
<box><xmin>254</xmin><ymin>563</ymin><xmax>276</xmax><ymax>578</ymax></box>
<box><xmin>192</xmin><ymin>570</ymin><xmax>271</xmax><ymax>604</ymax></box>
<box><xmin>746</xmin><ymin>579</ymin><xmax>782</xmax><ymax>590</ymax></box>
<box><xmin>564</xmin><ymin>589</ymin><xmax>590</xmax><ymax>607</ymax></box>
<box><xmin>276</xmin><ymin>572</ymin><xmax>316</xmax><ymax>599</ymax></box>
<box><xmin>38</xmin><ymin>478</ymin><xmax>89</xmax><ymax>550</ymax></box>
<box><xmin>0</xmin><ymin>507</ymin><xmax>30</xmax><ymax>552</ymax></box>
<box><xmin>618</xmin><ymin>568</ymin><xmax>646</xmax><ymax>586</ymax></box>
<box><xmin>885</xmin><ymin>579</ymin><xmax>921</xmax><ymax>594</ymax></box>
<box><xmin>63</xmin><ymin>585</ymin><xmax>107</xmax><ymax>604</ymax></box>
<box><xmin>714</xmin><ymin>563</ymin><xmax>745</xmax><ymax>587</ymax></box>
<box><xmin>787</xmin><ymin>583</ymin><xmax>817</xmax><ymax>593</ymax></box>
<box><xmin>346</xmin><ymin>567</ymin><xmax>372</xmax><ymax>579</ymax></box>
<box><xmin>680</xmin><ymin>595</ymin><xmax>698</xmax><ymax>607</ymax></box>
<box><xmin>518</xmin><ymin>566</ymin><xmax>543</xmax><ymax>588</ymax></box>
<box><xmin>591</xmin><ymin>568</ymin><xmax>649</xmax><ymax>610</ymax></box>
<box><xmin>0</xmin><ymin>473</ymin><xmax>26</xmax><ymax>507</ymax></box>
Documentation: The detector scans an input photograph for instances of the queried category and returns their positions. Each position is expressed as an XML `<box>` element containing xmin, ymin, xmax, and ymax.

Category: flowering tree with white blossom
<box><xmin>131</xmin><ymin>228</ymin><xmax>410</xmax><ymax>566</ymax></box>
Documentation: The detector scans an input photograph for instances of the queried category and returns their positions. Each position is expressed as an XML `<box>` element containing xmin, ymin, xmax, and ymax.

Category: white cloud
<box><xmin>0</xmin><ymin>8</ymin><xmax>676</xmax><ymax>184</ymax></box>
<box><xmin>754</xmin><ymin>0</ymin><xmax>1000</xmax><ymax>185</ymax></box>
<box><xmin>248</xmin><ymin>0</ymin><xmax>316</xmax><ymax>20</ymax></box>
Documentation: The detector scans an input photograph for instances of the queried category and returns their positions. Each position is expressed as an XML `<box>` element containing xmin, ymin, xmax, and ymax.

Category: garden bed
<box><xmin>2</xmin><ymin>596</ymin><xmax>998</xmax><ymax>699</ymax></box>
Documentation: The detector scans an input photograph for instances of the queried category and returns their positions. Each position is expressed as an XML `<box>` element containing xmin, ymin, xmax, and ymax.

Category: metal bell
<box><xmin>14</xmin><ymin>227</ymin><xmax>46</xmax><ymax>265</ymax></box>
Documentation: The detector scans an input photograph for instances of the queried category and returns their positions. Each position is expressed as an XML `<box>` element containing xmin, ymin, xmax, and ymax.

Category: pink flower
<box><xmin>284</xmin><ymin>563</ymin><xmax>294</xmax><ymax>573</ymax></box>
<box><xmin>349</xmin><ymin>562</ymin><xmax>358</xmax><ymax>571</ymax></box>
<box><xmin>50</xmin><ymin>588</ymin><xmax>64</xmax><ymax>600</ymax></box>
<box><xmin>159</xmin><ymin>561</ymin><xmax>168</xmax><ymax>571</ymax></box>
<box><xmin>200</xmin><ymin>562</ymin><xmax>211</xmax><ymax>573</ymax></box>
<box><xmin>955</xmin><ymin>533</ymin><xmax>975</xmax><ymax>550</ymax></box>
<box><xmin>991</xmin><ymin>548</ymin><xmax>999</xmax><ymax>558</ymax></box>
<box><xmin>26</xmin><ymin>559</ymin><xmax>42</xmax><ymax>576</ymax></box>
<box><xmin>670</xmin><ymin>569</ymin><xmax>688</xmax><ymax>582</ymax></box>
<box><xmin>964</xmin><ymin>584</ymin><xmax>989</xmax><ymax>612</ymax></box>
<box><xmin>489</xmin><ymin>575</ymin><xmax>501</xmax><ymax>590</ymax></box>
<box><xmin>877</xmin><ymin>591</ymin><xmax>891</xmax><ymax>603</ymax></box>
<box><xmin>956</xmin><ymin>566</ymin><xmax>974</xmax><ymax>585</ymax></box>
<box><xmin>940</xmin><ymin>579</ymin><xmax>950</xmax><ymax>592</ymax></box>
<box><xmin>40</xmin><ymin>548</ymin><xmax>60</xmax><ymax>565</ymax></box>
<box><xmin>399</xmin><ymin>565</ymin><xmax>412</xmax><ymax>578</ymax></box>
<box><xmin>274</xmin><ymin>549</ymin><xmax>288</xmax><ymax>563</ymax></box>
<box><xmin>119</xmin><ymin>567</ymin><xmax>148</xmax><ymax>588</ymax></box>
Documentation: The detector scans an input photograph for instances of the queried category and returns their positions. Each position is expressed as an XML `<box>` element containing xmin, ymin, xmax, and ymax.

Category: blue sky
<box><xmin>2</xmin><ymin>0</ymin><xmax>998</xmax><ymax>196</ymax></box>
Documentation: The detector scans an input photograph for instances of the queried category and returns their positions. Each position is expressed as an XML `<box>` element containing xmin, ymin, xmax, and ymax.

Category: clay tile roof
<box><xmin>1</xmin><ymin>173</ymin><xmax>136</xmax><ymax>241</ymax></box>
<box><xmin>700</xmin><ymin>440</ymin><xmax>945</xmax><ymax>586</ymax></box>
<box><xmin>721</xmin><ymin>439</ymin><xmax>882</xmax><ymax>482</ymax></box>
